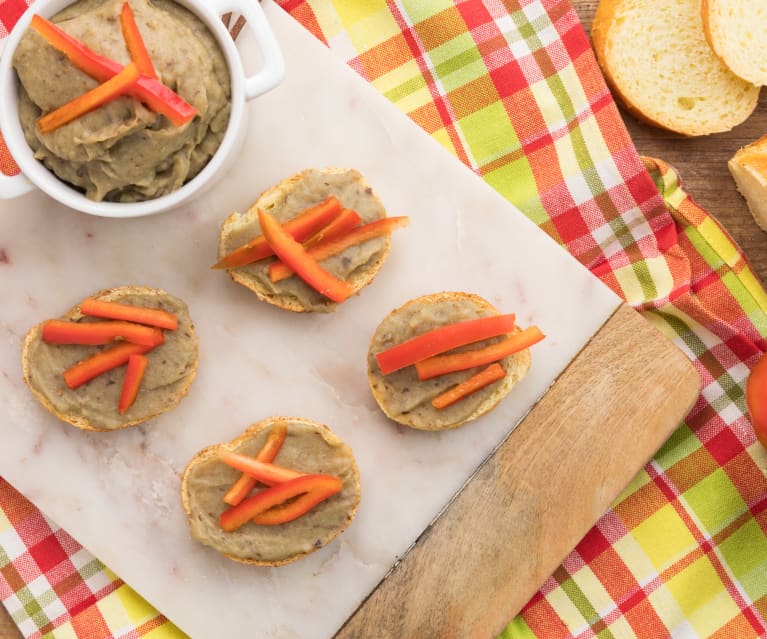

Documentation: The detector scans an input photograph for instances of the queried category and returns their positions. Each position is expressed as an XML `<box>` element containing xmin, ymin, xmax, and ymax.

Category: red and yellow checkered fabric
<box><xmin>2</xmin><ymin>0</ymin><xmax>766</xmax><ymax>638</ymax></box>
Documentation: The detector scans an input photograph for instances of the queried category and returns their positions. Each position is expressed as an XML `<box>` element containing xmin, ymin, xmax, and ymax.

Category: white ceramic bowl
<box><xmin>0</xmin><ymin>0</ymin><xmax>284</xmax><ymax>217</ymax></box>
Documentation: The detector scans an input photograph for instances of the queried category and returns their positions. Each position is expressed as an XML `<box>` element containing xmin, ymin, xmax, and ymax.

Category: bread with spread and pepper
<box><xmin>216</xmin><ymin>168</ymin><xmax>395</xmax><ymax>313</ymax></box>
<box><xmin>180</xmin><ymin>416</ymin><xmax>360</xmax><ymax>566</ymax></box>
<box><xmin>367</xmin><ymin>292</ymin><xmax>541</xmax><ymax>431</ymax></box>
<box><xmin>21</xmin><ymin>285</ymin><xmax>198</xmax><ymax>431</ymax></box>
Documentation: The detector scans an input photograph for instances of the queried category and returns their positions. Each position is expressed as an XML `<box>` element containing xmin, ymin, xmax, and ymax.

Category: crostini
<box><xmin>367</xmin><ymin>292</ymin><xmax>543</xmax><ymax>430</ymax></box>
<box><xmin>21</xmin><ymin>285</ymin><xmax>197</xmax><ymax>431</ymax></box>
<box><xmin>180</xmin><ymin>416</ymin><xmax>361</xmax><ymax>566</ymax></box>
<box><xmin>215</xmin><ymin>167</ymin><xmax>408</xmax><ymax>313</ymax></box>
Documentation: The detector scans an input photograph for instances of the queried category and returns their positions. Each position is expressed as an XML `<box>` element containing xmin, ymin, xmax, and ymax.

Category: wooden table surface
<box><xmin>1</xmin><ymin>3</ymin><xmax>765</xmax><ymax>638</ymax></box>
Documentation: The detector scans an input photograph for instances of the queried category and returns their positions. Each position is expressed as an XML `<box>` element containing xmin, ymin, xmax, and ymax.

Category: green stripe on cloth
<box><xmin>719</xmin><ymin>519</ymin><xmax>767</xmax><ymax>600</ymax></box>
<box><xmin>655</xmin><ymin>422</ymin><xmax>699</xmax><ymax>470</ymax></box>
<box><xmin>382</xmin><ymin>71</ymin><xmax>427</xmax><ymax>103</ymax></box>
<box><xmin>500</xmin><ymin>615</ymin><xmax>538</xmax><ymax>639</ymax></box>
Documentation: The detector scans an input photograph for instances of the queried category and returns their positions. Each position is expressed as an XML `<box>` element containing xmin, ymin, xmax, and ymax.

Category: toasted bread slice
<box><xmin>367</xmin><ymin>292</ymin><xmax>531</xmax><ymax>431</ymax></box>
<box><xmin>218</xmin><ymin>168</ymin><xmax>391</xmax><ymax>313</ymax></box>
<box><xmin>728</xmin><ymin>135</ymin><xmax>767</xmax><ymax>232</ymax></box>
<box><xmin>702</xmin><ymin>0</ymin><xmax>767</xmax><ymax>86</ymax></box>
<box><xmin>21</xmin><ymin>285</ymin><xmax>198</xmax><ymax>431</ymax></box>
<box><xmin>592</xmin><ymin>0</ymin><xmax>759</xmax><ymax>136</ymax></box>
<box><xmin>180</xmin><ymin>416</ymin><xmax>360</xmax><ymax>566</ymax></box>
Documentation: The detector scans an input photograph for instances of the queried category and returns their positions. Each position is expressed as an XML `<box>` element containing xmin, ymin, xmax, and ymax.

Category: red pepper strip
<box><xmin>120</xmin><ymin>3</ymin><xmax>157</xmax><ymax>79</ymax></box>
<box><xmin>118</xmin><ymin>354</ymin><xmax>148</xmax><ymax>414</ymax></box>
<box><xmin>127</xmin><ymin>80</ymin><xmax>196</xmax><ymax>127</ymax></box>
<box><xmin>431</xmin><ymin>363</ymin><xmax>506</xmax><ymax>410</ymax></box>
<box><xmin>41</xmin><ymin>319</ymin><xmax>164</xmax><ymax>347</ymax></box>
<box><xmin>304</xmin><ymin>208</ymin><xmax>361</xmax><ymax>249</ymax></box>
<box><xmin>746</xmin><ymin>352</ymin><xmax>767</xmax><ymax>449</ymax></box>
<box><xmin>30</xmin><ymin>15</ymin><xmax>196</xmax><ymax>127</ymax></box>
<box><xmin>223</xmin><ymin>423</ymin><xmax>288</xmax><ymax>506</ymax></box>
<box><xmin>63</xmin><ymin>339</ymin><xmax>159</xmax><ymax>389</ymax></box>
<box><xmin>38</xmin><ymin>62</ymin><xmax>140</xmax><ymax>133</ymax></box>
<box><xmin>415</xmin><ymin>326</ymin><xmax>545</xmax><ymax>381</ymax></box>
<box><xmin>219</xmin><ymin>474</ymin><xmax>342</xmax><ymax>532</ymax></box>
<box><xmin>251</xmin><ymin>478</ymin><xmax>343</xmax><ymax>526</ymax></box>
<box><xmin>79</xmin><ymin>298</ymin><xmax>178</xmax><ymax>330</ymax></box>
<box><xmin>212</xmin><ymin>196</ymin><xmax>342</xmax><ymax>269</ymax></box>
<box><xmin>217</xmin><ymin>450</ymin><xmax>305</xmax><ymax>486</ymax></box>
<box><xmin>376</xmin><ymin>313</ymin><xmax>516</xmax><ymax>375</ymax></box>
<box><xmin>269</xmin><ymin>216</ymin><xmax>410</xmax><ymax>283</ymax></box>
<box><xmin>258</xmin><ymin>208</ymin><xmax>355</xmax><ymax>303</ymax></box>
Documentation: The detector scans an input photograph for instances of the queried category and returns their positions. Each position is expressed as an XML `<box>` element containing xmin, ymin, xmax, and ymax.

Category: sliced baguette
<box><xmin>702</xmin><ymin>0</ymin><xmax>767</xmax><ymax>86</ymax></box>
<box><xmin>728</xmin><ymin>135</ymin><xmax>767</xmax><ymax>233</ymax></box>
<box><xmin>592</xmin><ymin>0</ymin><xmax>760</xmax><ymax>136</ymax></box>
<box><xmin>180</xmin><ymin>416</ymin><xmax>361</xmax><ymax>566</ymax></box>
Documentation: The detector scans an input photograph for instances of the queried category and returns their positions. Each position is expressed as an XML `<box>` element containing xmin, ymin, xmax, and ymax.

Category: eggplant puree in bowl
<box><xmin>11</xmin><ymin>0</ymin><xmax>231</xmax><ymax>202</ymax></box>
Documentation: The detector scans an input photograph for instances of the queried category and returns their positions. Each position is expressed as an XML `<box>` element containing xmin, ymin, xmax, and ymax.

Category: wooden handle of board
<box><xmin>335</xmin><ymin>303</ymin><xmax>701</xmax><ymax>639</ymax></box>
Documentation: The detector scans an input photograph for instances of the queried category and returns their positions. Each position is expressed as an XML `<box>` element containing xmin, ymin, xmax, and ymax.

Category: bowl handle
<box><xmin>210</xmin><ymin>0</ymin><xmax>285</xmax><ymax>101</ymax></box>
<box><xmin>0</xmin><ymin>166</ymin><xmax>34</xmax><ymax>200</ymax></box>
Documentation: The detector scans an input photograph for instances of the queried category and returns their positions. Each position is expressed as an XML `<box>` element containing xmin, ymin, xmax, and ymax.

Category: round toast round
<box><xmin>367</xmin><ymin>292</ymin><xmax>531</xmax><ymax>431</ymax></box>
<box><xmin>21</xmin><ymin>285</ymin><xmax>198</xmax><ymax>431</ymax></box>
<box><xmin>218</xmin><ymin>168</ymin><xmax>391</xmax><ymax>313</ymax></box>
<box><xmin>180</xmin><ymin>416</ymin><xmax>361</xmax><ymax>566</ymax></box>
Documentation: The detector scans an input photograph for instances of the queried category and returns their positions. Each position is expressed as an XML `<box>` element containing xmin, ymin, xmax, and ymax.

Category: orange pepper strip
<box><xmin>212</xmin><ymin>196</ymin><xmax>342</xmax><ymax>269</ymax></box>
<box><xmin>63</xmin><ymin>339</ymin><xmax>159</xmax><ymax>389</ymax></box>
<box><xmin>219</xmin><ymin>474</ymin><xmax>342</xmax><ymax>532</ymax></box>
<box><xmin>42</xmin><ymin>319</ymin><xmax>164</xmax><ymax>347</ymax></box>
<box><xmin>258</xmin><ymin>208</ymin><xmax>355</xmax><ymax>303</ymax></box>
<box><xmin>79</xmin><ymin>298</ymin><xmax>178</xmax><ymax>330</ymax></box>
<box><xmin>223</xmin><ymin>423</ymin><xmax>288</xmax><ymax>506</ymax></box>
<box><xmin>375</xmin><ymin>313</ymin><xmax>516</xmax><ymax>375</ymax></box>
<box><xmin>117</xmin><ymin>354</ymin><xmax>148</xmax><ymax>414</ymax></box>
<box><xmin>269</xmin><ymin>216</ymin><xmax>410</xmax><ymax>283</ymax></box>
<box><xmin>120</xmin><ymin>3</ymin><xmax>157</xmax><ymax>78</ymax></box>
<box><xmin>304</xmin><ymin>208</ymin><xmax>361</xmax><ymax>248</ymax></box>
<box><xmin>251</xmin><ymin>479</ymin><xmax>343</xmax><ymax>526</ymax></box>
<box><xmin>746</xmin><ymin>353</ymin><xmax>767</xmax><ymax>448</ymax></box>
<box><xmin>30</xmin><ymin>15</ymin><xmax>196</xmax><ymax>127</ymax></box>
<box><xmin>415</xmin><ymin>326</ymin><xmax>545</xmax><ymax>381</ymax></box>
<box><xmin>431</xmin><ymin>363</ymin><xmax>506</xmax><ymax>410</ymax></box>
<box><xmin>38</xmin><ymin>62</ymin><xmax>140</xmax><ymax>133</ymax></box>
<box><xmin>217</xmin><ymin>450</ymin><xmax>305</xmax><ymax>486</ymax></box>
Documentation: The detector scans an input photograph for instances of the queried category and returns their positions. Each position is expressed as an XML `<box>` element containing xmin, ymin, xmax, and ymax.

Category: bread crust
<box><xmin>592</xmin><ymin>0</ymin><xmax>759</xmax><ymax>136</ymax></box>
<box><xmin>367</xmin><ymin>292</ymin><xmax>531</xmax><ymax>431</ymax></box>
<box><xmin>728</xmin><ymin>134</ymin><xmax>767</xmax><ymax>232</ymax></box>
<box><xmin>180</xmin><ymin>416</ymin><xmax>361</xmax><ymax>566</ymax></box>
<box><xmin>218</xmin><ymin>168</ymin><xmax>391</xmax><ymax>313</ymax></box>
<box><xmin>21</xmin><ymin>285</ymin><xmax>198</xmax><ymax>432</ymax></box>
<box><xmin>702</xmin><ymin>0</ymin><xmax>767</xmax><ymax>86</ymax></box>
<box><xmin>591</xmin><ymin>0</ymin><xmax>670</xmax><ymax>131</ymax></box>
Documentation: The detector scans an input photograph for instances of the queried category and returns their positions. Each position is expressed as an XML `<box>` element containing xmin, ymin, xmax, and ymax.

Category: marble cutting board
<box><xmin>0</xmin><ymin>3</ymin><xmax>623</xmax><ymax>637</ymax></box>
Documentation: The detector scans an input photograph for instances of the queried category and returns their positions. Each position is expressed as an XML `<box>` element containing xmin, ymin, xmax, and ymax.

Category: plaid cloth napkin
<box><xmin>2</xmin><ymin>0</ymin><xmax>766</xmax><ymax>637</ymax></box>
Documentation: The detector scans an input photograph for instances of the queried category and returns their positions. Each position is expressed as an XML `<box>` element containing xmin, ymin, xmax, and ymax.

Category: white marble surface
<box><xmin>0</xmin><ymin>4</ymin><xmax>621</xmax><ymax>638</ymax></box>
